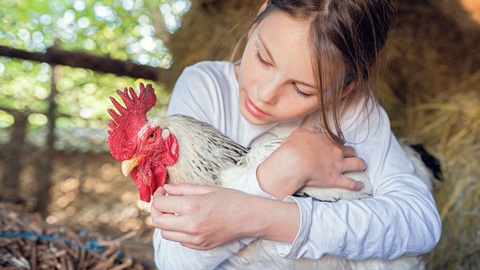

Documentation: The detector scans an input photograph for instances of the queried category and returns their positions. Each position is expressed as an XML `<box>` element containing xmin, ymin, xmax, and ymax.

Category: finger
<box><xmin>151</xmin><ymin>187</ymin><xmax>167</xmax><ymax>212</ymax></box>
<box><xmin>162</xmin><ymin>231</ymin><xmax>210</xmax><ymax>250</ymax></box>
<box><xmin>164</xmin><ymin>183</ymin><xmax>220</xmax><ymax>196</ymax></box>
<box><xmin>338</xmin><ymin>175</ymin><xmax>365</xmax><ymax>191</ymax></box>
<box><xmin>341</xmin><ymin>145</ymin><xmax>357</xmax><ymax>158</ymax></box>
<box><xmin>351</xmin><ymin>180</ymin><xmax>365</xmax><ymax>191</ymax></box>
<box><xmin>153</xmin><ymin>186</ymin><xmax>167</xmax><ymax>197</ymax></box>
<box><xmin>161</xmin><ymin>227</ymin><xmax>193</xmax><ymax>243</ymax></box>
<box><xmin>153</xmin><ymin>211</ymin><xmax>183</xmax><ymax>230</ymax></box>
<box><xmin>181</xmin><ymin>243</ymin><xmax>210</xmax><ymax>251</ymax></box>
<box><xmin>151</xmin><ymin>210</ymin><xmax>177</xmax><ymax>228</ymax></box>
<box><xmin>343</xmin><ymin>156</ymin><xmax>366</xmax><ymax>172</ymax></box>
<box><xmin>153</xmin><ymin>195</ymin><xmax>192</xmax><ymax>214</ymax></box>
<box><xmin>158</xmin><ymin>216</ymin><xmax>206</xmax><ymax>244</ymax></box>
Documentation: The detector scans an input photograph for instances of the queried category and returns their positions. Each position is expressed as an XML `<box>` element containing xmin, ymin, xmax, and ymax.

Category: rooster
<box><xmin>107</xmin><ymin>83</ymin><xmax>439</xmax><ymax>269</ymax></box>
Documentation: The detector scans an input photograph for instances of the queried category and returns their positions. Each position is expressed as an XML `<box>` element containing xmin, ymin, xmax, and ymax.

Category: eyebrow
<box><xmin>258</xmin><ymin>35</ymin><xmax>317</xmax><ymax>89</ymax></box>
<box><xmin>296</xmin><ymin>78</ymin><xmax>316</xmax><ymax>89</ymax></box>
<box><xmin>258</xmin><ymin>35</ymin><xmax>276</xmax><ymax>66</ymax></box>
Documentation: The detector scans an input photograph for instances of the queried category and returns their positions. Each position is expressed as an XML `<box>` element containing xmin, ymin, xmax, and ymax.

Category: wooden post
<box><xmin>0</xmin><ymin>113</ymin><xmax>27</xmax><ymax>202</ymax></box>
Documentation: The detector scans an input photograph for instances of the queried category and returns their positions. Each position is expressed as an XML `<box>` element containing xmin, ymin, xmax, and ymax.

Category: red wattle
<box><xmin>131</xmin><ymin>169</ymin><xmax>152</xmax><ymax>202</ymax></box>
<box><xmin>151</xmin><ymin>164</ymin><xmax>168</xmax><ymax>199</ymax></box>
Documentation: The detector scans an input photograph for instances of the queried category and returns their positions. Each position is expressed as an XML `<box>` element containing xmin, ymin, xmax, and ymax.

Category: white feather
<box><xmin>152</xmin><ymin>115</ymin><xmax>434</xmax><ymax>270</ymax></box>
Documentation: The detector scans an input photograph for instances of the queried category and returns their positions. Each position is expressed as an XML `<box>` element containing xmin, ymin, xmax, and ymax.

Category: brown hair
<box><xmin>249</xmin><ymin>0</ymin><xmax>395</xmax><ymax>143</ymax></box>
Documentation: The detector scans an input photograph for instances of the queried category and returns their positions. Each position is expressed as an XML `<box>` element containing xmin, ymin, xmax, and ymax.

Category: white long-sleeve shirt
<box><xmin>153</xmin><ymin>61</ymin><xmax>441</xmax><ymax>269</ymax></box>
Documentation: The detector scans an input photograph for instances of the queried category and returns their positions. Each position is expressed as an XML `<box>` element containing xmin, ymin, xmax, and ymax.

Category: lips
<box><xmin>245</xmin><ymin>96</ymin><xmax>268</xmax><ymax>118</ymax></box>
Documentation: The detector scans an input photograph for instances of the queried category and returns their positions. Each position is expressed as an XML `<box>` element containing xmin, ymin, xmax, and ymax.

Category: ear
<box><xmin>259</xmin><ymin>1</ymin><xmax>268</xmax><ymax>14</ymax></box>
<box><xmin>341</xmin><ymin>82</ymin><xmax>357</xmax><ymax>98</ymax></box>
<box><xmin>324</xmin><ymin>82</ymin><xmax>357</xmax><ymax>108</ymax></box>
<box><xmin>161</xmin><ymin>134</ymin><xmax>179</xmax><ymax>166</ymax></box>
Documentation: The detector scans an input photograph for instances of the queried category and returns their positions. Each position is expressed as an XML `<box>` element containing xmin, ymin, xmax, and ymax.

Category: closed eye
<box><xmin>255</xmin><ymin>50</ymin><xmax>270</xmax><ymax>67</ymax></box>
<box><xmin>292</xmin><ymin>83</ymin><xmax>313</xmax><ymax>98</ymax></box>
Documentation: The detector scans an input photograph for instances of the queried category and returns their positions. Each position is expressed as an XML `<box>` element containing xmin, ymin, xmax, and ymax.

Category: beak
<box><xmin>121</xmin><ymin>155</ymin><xmax>144</xmax><ymax>177</ymax></box>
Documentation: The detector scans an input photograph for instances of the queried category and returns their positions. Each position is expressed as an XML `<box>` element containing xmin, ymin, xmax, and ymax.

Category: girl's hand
<box><xmin>151</xmin><ymin>184</ymin><xmax>300</xmax><ymax>250</ymax></box>
<box><xmin>152</xmin><ymin>184</ymin><xmax>238</xmax><ymax>250</ymax></box>
<box><xmin>256</xmin><ymin>126</ymin><xmax>366</xmax><ymax>199</ymax></box>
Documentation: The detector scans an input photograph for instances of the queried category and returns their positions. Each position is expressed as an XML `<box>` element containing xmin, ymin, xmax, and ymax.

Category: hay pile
<box><xmin>379</xmin><ymin>1</ymin><xmax>480</xmax><ymax>269</ymax></box>
<box><xmin>413</xmin><ymin>77</ymin><xmax>480</xmax><ymax>269</ymax></box>
<box><xmin>0</xmin><ymin>203</ymin><xmax>146</xmax><ymax>270</ymax></box>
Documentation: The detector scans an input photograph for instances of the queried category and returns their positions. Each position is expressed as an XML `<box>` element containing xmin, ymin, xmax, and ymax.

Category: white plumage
<box><xmin>154</xmin><ymin>114</ymin><xmax>437</xmax><ymax>270</ymax></box>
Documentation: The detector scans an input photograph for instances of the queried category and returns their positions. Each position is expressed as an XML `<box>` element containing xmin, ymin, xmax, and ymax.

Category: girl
<box><xmin>151</xmin><ymin>0</ymin><xmax>441</xmax><ymax>268</ymax></box>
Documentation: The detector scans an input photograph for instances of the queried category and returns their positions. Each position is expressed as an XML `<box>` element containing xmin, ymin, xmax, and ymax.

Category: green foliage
<box><xmin>1</xmin><ymin>0</ymin><xmax>189</xmax><ymax>62</ymax></box>
<box><xmin>0</xmin><ymin>0</ymin><xmax>189</xmax><ymax>150</ymax></box>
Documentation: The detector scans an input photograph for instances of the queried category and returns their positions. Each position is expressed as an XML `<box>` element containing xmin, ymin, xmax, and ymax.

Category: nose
<box><xmin>257</xmin><ymin>75</ymin><xmax>281</xmax><ymax>104</ymax></box>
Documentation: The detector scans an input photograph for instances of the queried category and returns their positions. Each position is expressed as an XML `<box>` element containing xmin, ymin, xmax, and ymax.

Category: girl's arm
<box><xmin>256</xmin><ymin>126</ymin><xmax>366</xmax><ymax>200</ymax></box>
<box><xmin>274</xmin><ymin>106</ymin><xmax>442</xmax><ymax>260</ymax></box>
<box><xmin>151</xmin><ymin>185</ymin><xmax>279</xmax><ymax>270</ymax></box>
<box><xmin>151</xmin><ymin>170</ymin><xmax>302</xmax><ymax>269</ymax></box>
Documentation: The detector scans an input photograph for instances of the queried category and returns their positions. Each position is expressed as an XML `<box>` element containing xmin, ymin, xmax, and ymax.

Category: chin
<box><xmin>238</xmin><ymin>107</ymin><xmax>250</xmax><ymax>121</ymax></box>
<box><xmin>239</xmin><ymin>106</ymin><xmax>269</xmax><ymax>125</ymax></box>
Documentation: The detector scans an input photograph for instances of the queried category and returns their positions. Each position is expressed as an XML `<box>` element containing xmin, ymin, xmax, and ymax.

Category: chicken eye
<box><xmin>149</xmin><ymin>133</ymin><xmax>155</xmax><ymax>139</ymax></box>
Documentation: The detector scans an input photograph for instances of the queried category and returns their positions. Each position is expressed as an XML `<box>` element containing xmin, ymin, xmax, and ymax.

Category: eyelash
<box><xmin>293</xmin><ymin>83</ymin><xmax>312</xmax><ymax>98</ymax></box>
<box><xmin>255</xmin><ymin>50</ymin><xmax>312</xmax><ymax>98</ymax></box>
<box><xmin>255</xmin><ymin>50</ymin><xmax>270</xmax><ymax>67</ymax></box>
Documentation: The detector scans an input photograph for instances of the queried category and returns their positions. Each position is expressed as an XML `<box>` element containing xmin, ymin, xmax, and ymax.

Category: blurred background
<box><xmin>0</xmin><ymin>0</ymin><xmax>479</xmax><ymax>269</ymax></box>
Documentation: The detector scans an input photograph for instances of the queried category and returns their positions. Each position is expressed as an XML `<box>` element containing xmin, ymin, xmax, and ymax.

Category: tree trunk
<box><xmin>34</xmin><ymin>65</ymin><xmax>60</xmax><ymax>216</ymax></box>
<box><xmin>0</xmin><ymin>113</ymin><xmax>27</xmax><ymax>202</ymax></box>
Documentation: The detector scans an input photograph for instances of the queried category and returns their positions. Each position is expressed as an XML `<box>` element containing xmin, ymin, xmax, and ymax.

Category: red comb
<box><xmin>106</xmin><ymin>83</ymin><xmax>157</xmax><ymax>161</ymax></box>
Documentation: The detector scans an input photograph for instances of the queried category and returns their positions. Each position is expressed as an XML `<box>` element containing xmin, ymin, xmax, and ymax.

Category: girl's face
<box><xmin>236</xmin><ymin>10</ymin><xmax>319</xmax><ymax>125</ymax></box>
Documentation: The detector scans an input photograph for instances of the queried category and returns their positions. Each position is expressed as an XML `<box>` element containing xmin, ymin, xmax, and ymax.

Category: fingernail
<box><xmin>356</xmin><ymin>181</ymin><xmax>364</xmax><ymax>191</ymax></box>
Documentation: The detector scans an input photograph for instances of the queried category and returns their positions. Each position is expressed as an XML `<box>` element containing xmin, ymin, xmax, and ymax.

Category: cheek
<box><xmin>303</xmin><ymin>98</ymin><xmax>320</xmax><ymax>112</ymax></box>
<box><xmin>239</xmin><ymin>60</ymin><xmax>256</xmax><ymax>89</ymax></box>
<box><xmin>282</xmin><ymin>99</ymin><xmax>319</xmax><ymax>119</ymax></box>
<box><xmin>239</xmin><ymin>46</ymin><xmax>264</xmax><ymax>88</ymax></box>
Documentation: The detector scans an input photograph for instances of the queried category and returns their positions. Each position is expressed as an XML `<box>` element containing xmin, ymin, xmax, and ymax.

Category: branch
<box><xmin>0</xmin><ymin>45</ymin><xmax>164</xmax><ymax>81</ymax></box>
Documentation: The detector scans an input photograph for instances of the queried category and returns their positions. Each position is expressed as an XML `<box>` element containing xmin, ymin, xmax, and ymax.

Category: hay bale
<box><xmin>0</xmin><ymin>203</ymin><xmax>147</xmax><ymax>270</ymax></box>
<box><xmin>378</xmin><ymin>1</ymin><xmax>480</xmax><ymax>268</ymax></box>
<box><xmin>160</xmin><ymin>0</ymin><xmax>265</xmax><ymax>90</ymax></box>
<box><xmin>379</xmin><ymin>0</ymin><xmax>480</xmax><ymax>135</ymax></box>
<box><xmin>409</xmin><ymin>72</ymin><xmax>480</xmax><ymax>269</ymax></box>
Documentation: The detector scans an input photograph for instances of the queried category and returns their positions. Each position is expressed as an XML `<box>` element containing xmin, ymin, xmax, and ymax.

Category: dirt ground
<box><xmin>1</xmin><ymin>151</ymin><xmax>157</xmax><ymax>269</ymax></box>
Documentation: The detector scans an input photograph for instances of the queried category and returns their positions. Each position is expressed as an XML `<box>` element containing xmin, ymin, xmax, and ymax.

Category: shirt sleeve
<box><xmin>226</xmin><ymin>165</ymin><xmax>276</xmax><ymax>199</ymax></box>
<box><xmin>275</xmin><ymin>106</ymin><xmax>442</xmax><ymax>260</ymax></box>
<box><xmin>153</xmin><ymin>171</ymin><xmax>277</xmax><ymax>269</ymax></box>
<box><xmin>166</xmin><ymin>63</ymin><xmax>219</xmax><ymax>122</ymax></box>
